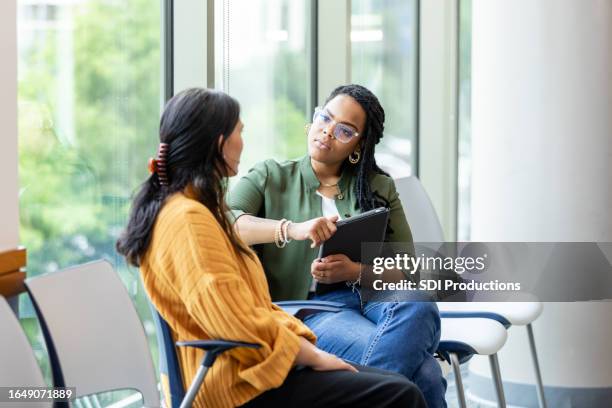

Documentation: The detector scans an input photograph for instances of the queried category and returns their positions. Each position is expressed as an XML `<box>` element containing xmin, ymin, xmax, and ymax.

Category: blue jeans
<box><xmin>303</xmin><ymin>287</ymin><xmax>447</xmax><ymax>408</ymax></box>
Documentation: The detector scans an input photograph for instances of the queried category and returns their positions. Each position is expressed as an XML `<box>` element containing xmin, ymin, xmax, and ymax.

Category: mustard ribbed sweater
<box><xmin>141</xmin><ymin>192</ymin><xmax>316</xmax><ymax>408</ymax></box>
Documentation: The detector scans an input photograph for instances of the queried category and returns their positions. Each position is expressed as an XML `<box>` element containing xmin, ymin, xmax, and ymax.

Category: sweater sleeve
<box><xmin>175</xmin><ymin>205</ymin><xmax>302</xmax><ymax>391</ymax></box>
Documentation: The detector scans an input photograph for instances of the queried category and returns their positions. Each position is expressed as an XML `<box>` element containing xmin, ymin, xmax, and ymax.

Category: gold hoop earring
<box><xmin>349</xmin><ymin>149</ymin><xmax>361</xmax><ymax>164</ymax></box>
<box><xmin>304</xmin><ymin>123</ymin><xmax>311</xmax><ymax>135</ymax></box>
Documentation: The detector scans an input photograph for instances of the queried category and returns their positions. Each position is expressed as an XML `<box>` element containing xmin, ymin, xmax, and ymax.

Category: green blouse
<box><xmin>228</xmin><ymin>155</ymin><xmax>414</xmax><ymax>301</ymax></box>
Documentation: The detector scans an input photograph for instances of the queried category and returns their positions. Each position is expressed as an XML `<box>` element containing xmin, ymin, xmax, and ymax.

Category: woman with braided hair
<box><xmin>229</xmin><ymin>84</ymin><xmax>447</xmax><ymax>407</ymax></box>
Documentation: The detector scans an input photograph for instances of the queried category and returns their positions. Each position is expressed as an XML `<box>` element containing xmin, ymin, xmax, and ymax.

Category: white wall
<box><xmin>471</xmin><ymin>0</ymin><xmax>612</xmax><ymax>243</ymax></box>
<box><xmin>469</xmin><ymin>0</ymin><xmax>612</xmax><ymax>404</ymax></box>
<box><xmin>0</xmin><ymin>0</ymin><xmax>19</xmax><ymax>251</ymax></box>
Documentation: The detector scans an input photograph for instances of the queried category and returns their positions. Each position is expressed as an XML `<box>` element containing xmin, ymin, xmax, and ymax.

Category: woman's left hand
<box><xmin>311</xmin><ymin>254</ymin><xmax>360</xmax><ymax>284</ymax></box>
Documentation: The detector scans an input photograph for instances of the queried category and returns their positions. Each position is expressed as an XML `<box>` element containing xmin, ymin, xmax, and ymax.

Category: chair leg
<box><xmin>92</xmin><ymin>395</ymin><xmax>104</xmax><ymax>408</ymax></box>
<box><xmin>488</xmin><ymin>353</ymin><xmax>507</xmax><ymax>408</ymax></box>
<box><xmin>81</xmin><ymin>396</ymin><xmax>94</xmax><ymax>408</ymax></box>
<box><xmin>180</xmin><ymin>365</ymin><xmax>209</xmax><ymax>408</ymax></box>
<box><xmin>91</xmin><ymin>395</ymin><xmax>103</xmax><ymax>408</ymax></box>
<box><xmin>449</xmin><ymin>352</ymin><xmax>468</xmax><ymax>408</ymax></box>
<box><xmin>527</xmin><ymin>323</ymin><xmax>548</xmax><ymax>408</ymax></box>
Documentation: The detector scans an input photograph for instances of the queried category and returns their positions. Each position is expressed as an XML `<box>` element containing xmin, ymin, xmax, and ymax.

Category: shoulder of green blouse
<box><xmin>367</xmin><ymin>171</ymin><xmax>397</xmax><ymax>197</ymax></box>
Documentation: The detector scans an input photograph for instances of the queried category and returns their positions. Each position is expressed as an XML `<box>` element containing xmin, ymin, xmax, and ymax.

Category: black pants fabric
<box><xmin>240</xmin><ymin>363</ymin><xmax>427</xmax><ymax>408</ymax></box>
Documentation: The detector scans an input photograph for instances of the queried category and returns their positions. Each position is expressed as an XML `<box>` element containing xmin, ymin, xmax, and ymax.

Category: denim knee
<box><xmin>397</xmin><ymin>302</ymin><xmax>440</xmax><ymax>334</ymax></box>
<box><xmin>412</xmin><ymin>356</ymin><xmax>448</xmax><ymax>408</ymax></box>
<box><xmin>394</xmin><ymin>301</ymin><xmax>441</xmax><ymax>356</ymax></box>
<box><xmin>405</xmin><ymin>301</ymin><xmax>439</xmax><ymax>322</ymax></box>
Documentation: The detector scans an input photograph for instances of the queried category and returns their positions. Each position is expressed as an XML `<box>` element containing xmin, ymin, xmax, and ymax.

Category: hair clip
<box><xmin>148</xmin><ymin>143</ymin><xmax>169</xmax><ymax>186</ymax></box>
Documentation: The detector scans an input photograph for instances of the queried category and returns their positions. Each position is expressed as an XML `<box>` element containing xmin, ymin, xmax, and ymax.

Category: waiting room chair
<box><xmin>149</xmin><ymin>303</ymin><xmax>259</xmax><ymax>408</ymax></box>
<box><xmin>438</xmin><ymin>316</ymin><xmax>508</xmax><ymax>407</ymax></box>
<box><xmin>24</xmin><ymin>260</ymin><xmax>262</xmax><ymax>408</ymax></box>
<box><xmin>437</xmin><ymin>300</ymin><xmax>546</xmax><ymax>408</ymax></box>
<box><xmin>0</xmin><ymin>296</ymin><xmax>51</xmax><ymax>408</ymax></box>
<box><xmin>395</xmin><ymin>175</ymin><xmax>548</xmax><ymax>408</ymax></box>
<box><xmin>24</xmin><ymin>260</ymin><xmax>160</xmax><ymax>406</ymax></box>
<box><xmin>150</xmin><ymin>297</ymin><xmax>344</xmax><ymax>408</ymax></box>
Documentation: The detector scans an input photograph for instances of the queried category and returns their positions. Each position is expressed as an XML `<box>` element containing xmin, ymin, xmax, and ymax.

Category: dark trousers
<box><xmin>240</xmin><ymin>363</ymin><xmax>427</xmax><ymax>408</ymax></box>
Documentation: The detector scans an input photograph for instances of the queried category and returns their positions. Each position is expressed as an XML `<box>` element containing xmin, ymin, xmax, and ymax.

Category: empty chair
<box><xmin>394</xmin><ymin>176</ymin><xmax>445</xmax><ymax>242</ymax></box>
<box><xmin>395</xmin><ymin>175</ymin><xmax>547</xmax><ymax>408</ymax></box>
<box><xmin>24</xmin><ymin>260</ymin><xmax>161</xmax><ymax>406</ymax></box>
<box><xmin>0</xmin><ymin>296</ymin><xmax>51</xmax><ymax>408</ymax></box>
<box><xmin>437</xmin><ymin>299</ymin><xmax>546</xmax><ymax>407</ymax></box>
<box><xmin>26</xmin><ymin>260</ymin><xmax>261</xmax><ymax>408</ymax></box>
<box><xmin>438</xmin><ymin>317</ymin><xmax>508</xmax><ymax>408</ymax></box>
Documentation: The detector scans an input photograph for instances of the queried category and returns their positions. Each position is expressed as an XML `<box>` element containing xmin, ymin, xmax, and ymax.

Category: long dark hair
<box><xmin>325</xmin><ymin>84</ymin><xmax>390</xmax><ymax>212</ymax></box>
<box><xmin>117</xmin><ymin>88</ymin><xmax>250</xmax><ymax>266</ymax></box>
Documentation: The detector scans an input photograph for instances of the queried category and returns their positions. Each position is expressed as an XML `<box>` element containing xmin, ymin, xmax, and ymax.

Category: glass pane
<box><xmin>458</xmin><ymin>0</ymin><xmax>472</xmax><ymax>240</ymax></box>
<box><xmin>351</xmin><ymin>0</ymin><xmax>418</xmax><ymax>178</ymax></box>
<box><xmin>17</xmin><ymin>0</ymin><xmax>161</xmax><ymax>401</ymax></box>
<box><xmin>216</xmin><ymin>0</ymin><xmax>311</xmax><ymax>176</ymax></box>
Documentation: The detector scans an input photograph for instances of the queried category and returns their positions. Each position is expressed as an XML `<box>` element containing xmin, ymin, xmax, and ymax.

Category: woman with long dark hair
<box><xmin>229</xmin><ymin>84</ymin><xmax>446</xmax><ymax>407</ymax></box>
<box><xmin>116</xmin><ymin>88</ymin><xmax>425</xmax><ymax>408</ymax></box>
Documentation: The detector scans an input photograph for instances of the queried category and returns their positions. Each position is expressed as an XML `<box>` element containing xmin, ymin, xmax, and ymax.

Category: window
<box><xmin>18</xmin><ymin>0</ymin><xmax>161</xmax><ymax>403</ymax></box>
<box><xmin>216</xmin><ymin>0</ymin><xmax>313</xmax><ymax>176</ymax></box>
<box><xmin>351</xmin><ymin>0</ymin><xmax>419</xmax><ymax>177</ymax></box>
<box><xmin>457</xmin><ymin>0</ymin><xmax>472</xmax><ymax>240</ymax></box>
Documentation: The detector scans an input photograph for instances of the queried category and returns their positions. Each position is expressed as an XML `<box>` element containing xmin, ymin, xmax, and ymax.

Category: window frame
<box><xmin>418</xmin><ymin>0</ymin><xmax>459</xmax><ymax>240</ymax></box>
<box><xmin>152</xmin><ymin>0</ymin><xmax>460</xmax><ymax>239</ymax></box>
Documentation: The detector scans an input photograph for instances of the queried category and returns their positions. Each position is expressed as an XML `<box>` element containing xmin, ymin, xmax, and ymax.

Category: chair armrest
<box><xmin>275</xmin><ymin>300</ymin><xmax>345</xmax><ymax>308</ymax></box>
<box><xmin>439</xmin><ymin>311</ymin><xmax>512</xmax><ymax>329</ymax></box>
<box><xmin>438</xmin><ymin>300</ymin><xmax>543</xmax><ymax>326</ymax></box>
<box><xmin>437</xmin><ymin>317</ymin><xmax>508</xmax><ymax>365</ymax></box>
<box><xmin>176</xmin><ymin>340</ymin><xmax>259</xmax><ymax>351</ymax></box>
<box><xmin>176</xmin><ymin>340</ymin><xmax>260</xmax><ymax>367</ymax></box>
<box><xmin>436</xmin><ymin>342</ymin><xmax>477</xmax><ymax>365</ymax></box>
<box><xmin>275</xmin><ymin>300</ymin><xmax>344</xmax><ymax>320</ymax></box>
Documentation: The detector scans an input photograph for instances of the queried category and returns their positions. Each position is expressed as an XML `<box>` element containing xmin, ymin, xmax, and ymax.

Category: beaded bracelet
<box><xmin>275</xmin><ymin>219</ymin><xmax>287</xmax><ymax>248</ymax></box>
<box><xmin>282</xmin><ymin>220</ymin><xmax>292</xmax><ymax>244</ymax></box>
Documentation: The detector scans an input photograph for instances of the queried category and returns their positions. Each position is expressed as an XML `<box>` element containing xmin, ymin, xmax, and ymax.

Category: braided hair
<box><xmin>325</xmin><ymin>84</ymin><xmax>390</xmax><ymax>212</ymax></box>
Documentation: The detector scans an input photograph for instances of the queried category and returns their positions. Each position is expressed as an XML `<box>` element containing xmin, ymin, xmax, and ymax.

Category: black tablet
<box><xmin>317</xmin><ymin>206</ymin><xmax>390</xmax><ymax>262</ymax></box>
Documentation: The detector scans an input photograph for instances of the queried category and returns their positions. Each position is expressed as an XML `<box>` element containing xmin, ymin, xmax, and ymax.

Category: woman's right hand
<box><xmin>295</xmin><ymin>337</ymin><xmax>357</xmax><ymax>372</ymax></box>
<box><xmin>288</xmin><ymin>215</ymin><xmax>339</xmax><ymax>248</ymax></box>
<box><xmin>310</xmin><ymin>349</ymin><xmax>358</xmax><ymax>373</ymax></box>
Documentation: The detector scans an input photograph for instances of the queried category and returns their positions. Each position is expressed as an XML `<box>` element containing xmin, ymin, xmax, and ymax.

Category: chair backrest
<box><xmin>394</xmin><ymin>176</ymin><xmax>445</xmax><ymax>242</ymax></box>
<box><xmin>0</xmin><ymin>296</ymin><xmax>51</xmax><ymax>408</ymax></box>
<box><xmin>395</xmin><ymin>177</ymin><xmax>472</xmax><ymax>300</ymax></box>
<box><xmin>148</xmin><ymin>301</ymin><xmax>185</xmax><ymax>408</ymax></box>
<box><xmin>24</xmin><ymin>260</ymin><xmax>160</xmax><ymax>407</ymax></box>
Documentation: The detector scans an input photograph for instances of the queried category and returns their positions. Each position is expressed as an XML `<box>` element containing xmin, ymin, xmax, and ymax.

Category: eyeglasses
<box><xmin>312</xmin><ymin>107</ymin><xmax>360</xmax><ymax>144</ymax></box>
